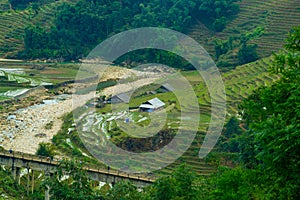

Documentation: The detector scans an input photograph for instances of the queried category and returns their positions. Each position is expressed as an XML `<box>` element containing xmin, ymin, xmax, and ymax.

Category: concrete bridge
<box><xmin>0</xmin><ymin>149</ymin><xmax>156</xmax><ymax>197</ymax></box>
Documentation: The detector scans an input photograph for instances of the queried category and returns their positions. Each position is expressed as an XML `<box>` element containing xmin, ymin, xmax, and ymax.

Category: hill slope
<box><xmin>0</xmin><ymin>0</ymin><xmax>77</xmax><ymax>58</ymax></box>
<box><xmin>189</xmin><ymin>0</ymin><xmax>300</xmax><ymax>64</ymax></box>
<box><xmin>0</xmin><ymin>0</ymin><xmax>299</xmax><ymax>61</ymax></box>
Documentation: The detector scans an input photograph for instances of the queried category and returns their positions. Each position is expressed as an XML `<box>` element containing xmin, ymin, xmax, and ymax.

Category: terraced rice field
<box><xmin>0</xmin><ymin>0</ymin><xmax>78</xmax><ymax>57</ymax></box>
<box><xmin>157</xmin><ymin>56</ymin><xmax>279</xmax><ymax>175</ymax></box>
<box><xmin>189</xmin><ymin>0</ymin><xmax>300</xmax><ymax>62</ymax></box>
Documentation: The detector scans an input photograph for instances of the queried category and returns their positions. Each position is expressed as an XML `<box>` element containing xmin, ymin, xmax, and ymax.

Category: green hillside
<box><xmin>0</xmin><ymin>0</ymin><xmax>299</xmax><ymax>63</ymax></box>
<box><xmin>160</xmin><ymin>56</ymin><xmax>280</xmax><ymax>175</ymax></box>
<box><xmin>189</xmin><ymin>0</ymin><xmax>300</xmax><ymax>65</ymax></box>
<box><xmin>0</xmin><ymin>0</ymin><xmax>77</xmax><ymax>58</ymax></box>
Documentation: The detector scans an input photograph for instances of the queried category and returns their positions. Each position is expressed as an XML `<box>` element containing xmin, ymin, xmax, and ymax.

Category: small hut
<box><xmin>111</xmin><ymin>93</ymin><xmax>131</xmax><ymax>104</ymax></box>
<box><xmin>139</xmin><ymin>97</ymin><xmax>165</xmax><ymax>112</ymax></box>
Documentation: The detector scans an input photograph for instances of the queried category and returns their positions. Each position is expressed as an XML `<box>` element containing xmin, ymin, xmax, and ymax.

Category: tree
<box><xmin>213</xmin><ymin>16</ymin><xmax>227</xmax><ymax>32</ymax></box>
<box><xmin>150</xmin><ymin>164</ymin><xmax>197</xmax><ymax>200</ymax></box>
<box><xmin>36</xmin><ymin>142</ymin><xmax>55</xmax><ymax>158</ymax></box>
<box><xmin>20</xmin><ymin>0</ymin><xmax>240</xmax><ymax>61</ymax></box>
<box><xmin>239</xmin><ymin>26</ymin><xmax>300</xmax><ymax>198</ymax></box>
<box><xmin>43</xmin><ymin>159</ymin><xmax>102</xmax><ymax>200</ymax></box>
<box><xmin>210</xmin><ymin>167</ymin><xmax>258</xmax><ymax>200</ymax></box>
<box><xmin>152</xmin><ymin>176</ymin><xmax>177</xmax><ymax>200</ymax></box>
<box><xmin>30</xmin><ymin>2</ymin><xmax>39</xmax><ymax>15</ymax></box>
<box><xmin>238</xmin><ymin>27</ymin><xmax>264</xmax><ymax>64</ymax></box>
<box><xmin>106</xmin><ymin>181</ymin><xmax>143</xmax><ymax>200</ymax></box>
<box><xmin>198</xmin><ymin>0</ymin><xmax>240</xmax><ymax>31</ymax></box>
<box><xmin>218</xmin><ymin>117</ymin><xmax>243</xmax><ymax>153</ymax></box>
<box><xmin>238</xmin><ymin>43</ymin><xmax>258</xmax><ymax>64</ymax></box>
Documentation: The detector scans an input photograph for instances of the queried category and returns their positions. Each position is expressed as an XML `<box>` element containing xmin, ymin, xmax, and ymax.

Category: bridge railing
<box><xmin>0</xmin><ymin>148</ymin><xmax>157</xmax><ymax>182</ymax></box>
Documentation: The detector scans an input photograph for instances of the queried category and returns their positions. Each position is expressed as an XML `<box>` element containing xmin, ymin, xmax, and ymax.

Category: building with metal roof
<box><xmin>139</xmin><ymin>97</ymin><xmax>165</xmax><ymax>112</ymax></box>
<box><xmin>111</xmin><ymin>93</ymin><xmax>131</xmax><ymax>104</ymax></box>
<box><xmin>161</xmin><ymin>83</ymin><xmax>175</xmax><ymax>92</ymax></box>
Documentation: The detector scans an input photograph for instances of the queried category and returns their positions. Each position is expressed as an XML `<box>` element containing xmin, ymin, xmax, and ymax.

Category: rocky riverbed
<box><xmin>0</xmin><ymin>95</ymin><xmax>72</xmax><ymax>154</ymax></box>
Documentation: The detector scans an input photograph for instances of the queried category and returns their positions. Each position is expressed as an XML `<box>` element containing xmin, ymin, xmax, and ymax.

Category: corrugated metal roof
<box><xmin>139</xmin><ymin>104</ymin><xmax>155</xmax><ymax>109</ymax></box>
<box><xmin>147</xmin><ymin>97</ymin><xmax>165</xmax><ymax>109</ymax></box>
<box><xmin>111</xmin><ymin>93</ymin><xmax>131</xmax><ymax>103</ymax></box>
<box><xmin>162</xmin><ymin>83</ymin><xmax>175</xmax><ymax>92</ymax></box>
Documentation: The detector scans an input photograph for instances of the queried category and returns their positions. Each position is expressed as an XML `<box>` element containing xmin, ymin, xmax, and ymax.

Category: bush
<box><xmin>44</xmin><ymin>121</ymin><xmax>54</xmax><ymax>130</ymax></box>
<box><xmin>238</xmin><ymin>44</ymin><xmax>258</xmax><ymax>64</ymax></box>
<box><xmin>213</xmin><ymin>17</ymin><xmax>227</xmax><ymax>32</ymax></box>
<box><xmin>36</xmin><ymin>142</ymin><xmax>55</xmax><ymax>158</ymax></box>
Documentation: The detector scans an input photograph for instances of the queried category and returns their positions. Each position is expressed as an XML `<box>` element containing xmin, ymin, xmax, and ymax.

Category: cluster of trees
<box><xmin>215</xmin><ymin>26</ymin><xmax>300</xmax><ymax>198</ymax></box>
<box><xmin>36</xmin><ymin>142</ymin><xmax>55</xmax><ymax>158</ymax></box>
<box><xmin>8</xmin><ymin>0</ymin><xmax>52</xmax><ymax>10</ymax></box>
<box><xmin>0</xmin><ymin>167</ymin><xmax>28</xmax><ymax>199</ymax></box>
<box><xmin>198</xmin><ymin>0</ymin><xmax>240</xmax><ymax>31</ymax></box>
<box><xmin>237</xmin><ymin>26</ymin><xmax>264</xmax><ymax>64</ymax></box>
<box><xmin>214</xmin><ymin>26</ymin><xmax>265</xmax><ymax>67</ymax></box>
<box><xmin>237</xmin><ymin>26</ymin><xmax>300</xmax><ymax>198</ymax></box>
<box><xmin>20</xmin><ymin>0</ymin><xmax>240</xmax><ymax>61</ymax></box>
<box><xmin>40</xmin><ymin>161</ymin><xmax>199</xmax><ymax>200</ymax></box>
<box><xmin>31</xmin><ymin>160</ymin><xmax>263</xmax><ymax>200</ymax></box>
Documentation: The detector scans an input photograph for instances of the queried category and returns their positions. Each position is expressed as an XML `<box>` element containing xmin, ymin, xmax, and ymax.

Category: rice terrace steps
<box><xmin>0</xmin><ymin>0</ymin><xmax>299</xmax><ymax>59</ymax></box>
<box><xmin>0</xmin><ymin>0</ymin><xmax>78</xmax><ymax>57</ymax></box>
<box><xmin>189</xmin><ymin>0</ymin><xmax>300</xmax><ymax>60</ymax></box>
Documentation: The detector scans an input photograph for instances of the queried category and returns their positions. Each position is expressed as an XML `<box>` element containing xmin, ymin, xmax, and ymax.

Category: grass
<box><xmin>0</xmin><ymin>96</ymin><xmax>9</xmax><ymax>101</ymax></box>
<box><xmin>0</xmin><ymin>62</ymin><xmax>94</xmax><ymax>89</ymax></box>
<box><xmin>0</xmin><ymin>86</ymin><xmax>25</xmax><ymax>93</ymax></box>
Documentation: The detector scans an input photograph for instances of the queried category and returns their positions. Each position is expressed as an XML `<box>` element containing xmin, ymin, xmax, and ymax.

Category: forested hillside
<box><xmin>0</xmin><ymin>0</ymin><xmax>299</xmax><ymax>68</ymax></box>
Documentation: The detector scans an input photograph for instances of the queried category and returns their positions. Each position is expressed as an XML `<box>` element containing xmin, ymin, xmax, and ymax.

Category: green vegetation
<box><xmin>8</xmin><ymin>0</ymin><xmax>41</xmax><ymax>10</ymax></box>
<box><xmin>190</xmin><ymin>0</ymin><xmax>300</xmax><ymax>66</ymax></box>
<box><xmin>48</xmin><ymin>26</ymin><xmax>300</xmax><ymax>199</ymax></box>
<box><xmin>0</xmin><ymin>168</ymin><xmax>27</xmax><ymax>199</ymax></box>
<box><xmin>43</xmin><ymin>159</ymin><xmax>102</xmax><ymax>200</ymax></box>
<box><xmin>44</xmin><ymin>121</ymin><xmax>53</xmax><ymax>130</ymax></box>
<box><xmin>0</xmin><ymin>0</ymin><xmax>299</xmax><ymax>67</ymax></box>
<box><xmin>198</xmin><ymin>0</ymin><xmax>240</xmax><ymax>31</ymax></box>
<box><xmin>237</xmin><ymin>27</ymin><xmax>300</xmax><ymax>198</ymax></box>
<box><xmin>211</xmin><ymin>26</ymin><xmax>300</xmax><ymax>198</ymax></box>
<box><xmin>36</xmin><ymin>142</ymin><xmax>55</xmax><ymax>158</ymax></box>
<box><xmin>19</xmin><ymin>0</ymin><xmax>240</xmax><ymax>61</ymax></box>
<box><xmin>49</xmin><ymin>54</ymin><xmax>279</xmax><ymax>176</ymax></box>
<box><xmin>52</xmin><ymin>112</ymin><xmax>104</xmax><ymax>166</ymax></box>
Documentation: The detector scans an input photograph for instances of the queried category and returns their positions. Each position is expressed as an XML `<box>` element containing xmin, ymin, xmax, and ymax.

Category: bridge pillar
<box><xmin>31</xmin><ymin>169</ymin><xmax>35</xmax><ymax>194</ymax></box>
<box><xmin>45</xmin><ymin>185</ymin><xmax>50</xmax><ymax>200</ymax></box>
<box><xmin>11</xmin><ymin>166</ymin><xmax>21</xmax><ymax>183</ymax></box>
<box><xmin>11</xmin><ymin>167</ymin><xmax>16</xmax><ymax>180</ymax></box>
<box><xmin>27</xmin><ymin>168</ymin><xmax>30</xmax><ymax>196</ymax></box>
<box><xmin>44</xmin><ymin>171</ymin><xmax>51</xmax><ymax>200</ymax></box>
<box><xmin>16</xmin><ymin>167</ymin><xmax>21</xmax><ymax>185</ymax></box>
